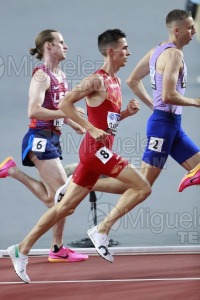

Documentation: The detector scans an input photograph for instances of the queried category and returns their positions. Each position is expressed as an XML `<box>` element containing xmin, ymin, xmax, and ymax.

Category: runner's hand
<box><xmin>88</xmin><ymin>127</ymin><xmax>110</xmax><ymax>142</ymax></box>
<box><xmin>127</xmin><ymin>99</ymin><xmax>140</xmax><ymax>116</ymax></box>
<box><xmin>76</xmin><ymin>107</ymin><xmax>85</xmax><ymax>117</ymax></box>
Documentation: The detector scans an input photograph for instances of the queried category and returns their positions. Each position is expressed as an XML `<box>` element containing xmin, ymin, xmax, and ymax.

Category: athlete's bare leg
<box><xmin>64</xmin><ymin>162</ymin><xmax>129</xmax><ymax>194</ymax></box>
<box><xmin>13</xmin><ymin>163</ymin><xmax>150</xmax><ymax>255</ymax></box>
<box><xmin>96</xmin><ymin>164</ymin><xmax>151</xmax><ymax>234</ymax></box>
<box><xmin>140</xmin><ymin>161</ymin><xmax>162</xmax><ymax>187</ymax></box>
<box><xmin>18</xmin><ymin>181</ymin><xmax>90</xmax><ymax>254</ymax></box>
<box><xmin>180</xmin><ymin>152</ymin><xmax>200</xmax><ymax>171</ymax></box>
<box><xmin>8</xmin><ymin>154</ymin><xmax>68</xmax><ymax>248</ymax></box>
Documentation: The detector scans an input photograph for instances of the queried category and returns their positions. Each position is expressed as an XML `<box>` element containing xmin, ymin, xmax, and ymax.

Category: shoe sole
<box><xmin>48</xmin><ymin>257</ymin><xmax>88</xmax><ymax>262</ymax></box>
<box><xmin>179</xmin><ymin>164</ymin><xmax>200</xmax><ymax>192</ymax></box>
<box><xmin>0</xmin><ymin>157</ymin><xmax>16</xmax><ymax>178</ymax></box>
<box><xmin>0</xmin><ymin>156</ymin><xmax>14</xmax><ymax>168</ymax></box>
<box><xmin>179</xmin><ymin>175</ymin><xmax>200</xmax><ymax>192</ymax></box>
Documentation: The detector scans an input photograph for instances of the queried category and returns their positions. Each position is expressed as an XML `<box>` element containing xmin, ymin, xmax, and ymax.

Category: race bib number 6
<box><xmin>95</xmin><ymin>147</ymin><xmax>113</xmax><ymax>164</ymax></box>
<box><xmin>32</xmin><ymin>138</ymin><xmax>47</xmax><ymax>152</ymax></box>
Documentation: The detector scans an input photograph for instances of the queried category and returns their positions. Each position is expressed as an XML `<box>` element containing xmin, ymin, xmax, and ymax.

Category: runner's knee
<box><xmin>45</xmin><ymin>198</ymin><xmax>54</xmax><ymax>208</ymax></box>
<box><xmin>139</xmin><ymin>182</ymin><xmax>151</xmax><ymax>201</ymax></box>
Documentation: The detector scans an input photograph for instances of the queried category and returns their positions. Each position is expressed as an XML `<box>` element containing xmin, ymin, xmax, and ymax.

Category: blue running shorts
<box><xmin>22</xmin><ymin>128</ymin><xmax>63</xmax><ymax>166</ymax></box>
<box><xmin>142</xmin><ymin>110</ymin><xmax>200</xmax><ymax>168</ymax></box>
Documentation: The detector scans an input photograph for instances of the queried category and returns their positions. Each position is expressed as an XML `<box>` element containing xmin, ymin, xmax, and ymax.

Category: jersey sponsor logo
<box><xmin>109</xmin><ymin>83</ymin><xmax>118</xmax><ymax>88</ymax></box>
<box><xmin>54</xmin><ymin>85</ymin><xmax>60</xmax><ymax>90</ymax></box>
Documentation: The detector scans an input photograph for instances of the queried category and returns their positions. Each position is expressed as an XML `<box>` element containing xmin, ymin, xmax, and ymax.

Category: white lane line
<box><xmin>1</xmin><ymin>277</ymin><xmax>200</xmax><ymax>284</ymax></box>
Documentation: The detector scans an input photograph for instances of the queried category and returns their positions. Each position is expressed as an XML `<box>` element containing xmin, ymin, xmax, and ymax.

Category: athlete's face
<box><xmin>112</xmin><ymin>38</ymin><xmax>131</xmax><ymax>67</ymax></box>
<box><xmin>51</xmin><ymin>32</ymin><xmax>68</xmax><ymax>61</ymax></box>
<box><xmin>175</xmin><ymin>17</ymin><xmax>196</xmax><ymax>45</ymax></box>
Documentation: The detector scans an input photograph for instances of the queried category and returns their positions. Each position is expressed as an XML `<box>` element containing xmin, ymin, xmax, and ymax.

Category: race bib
<box><xmin>107</xmin><ymin>112</ymin><xmax>120</xmax><ymax>135</ymax></box>
<box><xmin>95</xmin><ymin>147</ymin><xmax>113</xmax><ymax>164</ymax></box>
<box><xmin>54</xmin><ymin>118</ymin><xmax>64</xmax><ymax>129</ymax></box>
<box><xmin>181</xmin><ymin>73</ymin><xmax>187</xmax><ymax>88</ymax></box>
<box><xmin>32</xmin><ymin>138</ymin><xmax>47</xmax><ymax>152</ymax></box>
<box><xmin>150</xmin><ymin>66</ymin><xmax>156</xmax><ymax>90</ymax></box>
<box><xmin>148</xmin><ymin>137</ymin><xmax>164</xmax><ymax>152</ymax></box>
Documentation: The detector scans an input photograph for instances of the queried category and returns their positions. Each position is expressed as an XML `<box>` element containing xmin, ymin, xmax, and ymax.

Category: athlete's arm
<box><xmin>120</xmin><ymin>99</ymin><xmax>140</xmax><ymax>120</ymax></box>
<box><xmin>127</xmin><ymin>50</ymin><xmax>154</xmax><ymax>110</ymax></box>
<box><xmin>162</xmin><ymin>48</ymin><xmax>200</xmax><ymax>107</ymax></box>
<box><xmin>58</xmin><ymin>74</ymin><xmax>109</xmax><ymax>141</ymax></box>
<box><xmin>64</xmin><ymin>107</ymin><xmax>85</xmax><ymax>134</ymax></box>
<box><xmin>64</xmin><ymin>117</ymin><xmax>85</xmax><ymax>134</ymax></box>
<box><xmin>28</xmin><ymin>69</ymin><xmax>66</xmax><ymax>120</ymax></box>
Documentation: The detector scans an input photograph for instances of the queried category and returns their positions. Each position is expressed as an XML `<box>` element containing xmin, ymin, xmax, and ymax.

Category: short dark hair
<box><xmin>166</xmin><ymin>9</ymin><xmax>192</xmax><ymax>27</ymax></box>
<box><xmin>98</xmin><ymin>28</ymin><xmax>126</xmax><ymax>56</ymax></box>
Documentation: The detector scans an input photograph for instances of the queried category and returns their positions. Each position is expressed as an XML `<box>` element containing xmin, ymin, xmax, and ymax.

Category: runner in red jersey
<box><xmin>74</xmin><ymin>68</ymin><xmax>128</xmax><ymax>189</ymax></box>
<box><xmin>7</xmin><ymin>29</ymin><xmax>151</xmax><ymax>282</ymax></box>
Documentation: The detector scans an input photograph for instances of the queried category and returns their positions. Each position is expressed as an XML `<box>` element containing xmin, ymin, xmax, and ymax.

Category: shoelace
<box><xmin>100</xmin><ymin>235</ymin><xmax>110</xmax><ymax>247</ymax></box>
<box><xmin>63</xmin><ymin>247</ymin><xmax>76</xmax><ymax>254</ymax></box>
<box><xmin>18</xmin><ymin>257</ymin><xmax>28</xmax><ymax>271</ymax></box>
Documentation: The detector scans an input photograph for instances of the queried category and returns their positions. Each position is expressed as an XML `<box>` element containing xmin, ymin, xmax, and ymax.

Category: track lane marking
<box><xmin>1</xmin><ymin>277</ymin><xmax>200</xmax><ymax>284</ymax></box>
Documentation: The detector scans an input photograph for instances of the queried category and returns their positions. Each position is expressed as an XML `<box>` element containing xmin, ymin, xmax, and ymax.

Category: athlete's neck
<box><xmin>44</xmin><ymin>62</ymin><xmax>61</xmax><ymax>73</ymax></box>
<box><xmin>167</xmin><ymin>38</ymin><xmax>184</xmax><ymax>51</ymax></box>
<box><xmin>101</xmin><ymin>63</ymin><xmax>118</xmax><ymax>78</ymax></box>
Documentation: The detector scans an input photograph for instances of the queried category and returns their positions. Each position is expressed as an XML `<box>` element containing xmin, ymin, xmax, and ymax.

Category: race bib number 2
<box><xmin>148</xmin><ymin>137</ymin><xmax>164</xmax><ymax>152</ymax></box>
<box><xmin>95</xmin><ymin>147</ymin><xmax>113</xmax><ymax>164</ymax></box>
<box><xmin>32</xmin><ymin>138</ymin><xmax>47</xmax><ymax>152</ymax></box>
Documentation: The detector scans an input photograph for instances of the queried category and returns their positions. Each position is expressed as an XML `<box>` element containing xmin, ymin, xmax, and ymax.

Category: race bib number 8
<box><xmin>32</xmin><ymin>138</ymin><xmax>47</xmax><ymax>152</ymax></box>
<box><xmin>95</xmin><ymin>147</ymin><xmax>113</xmax><ymax>164</ymax></box>
<box><xmin>148</xmin><ymin>137</ymin><xmax>164</xmax><ymax>152</ymax></box>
